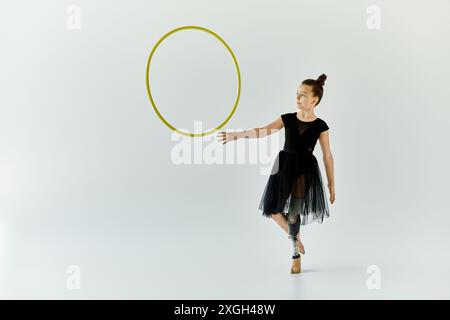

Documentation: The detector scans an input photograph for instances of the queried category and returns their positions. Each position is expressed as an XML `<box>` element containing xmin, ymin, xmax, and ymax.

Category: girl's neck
<box><xmin>296</xmin><ymin>111</ymin><xmax>317</xmax><ymax>121</ymax></box>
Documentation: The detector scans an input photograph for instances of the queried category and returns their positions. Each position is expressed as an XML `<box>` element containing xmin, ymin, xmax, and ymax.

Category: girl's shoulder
<box><xmin>280</xmin><ymin>112</ymin><xmax>295</xmax><ymax>126</ymax></box>
<box><xmin>316</xmin><ymin>118</ymin><xmax>329</xmax><ymax>132</ymax></box>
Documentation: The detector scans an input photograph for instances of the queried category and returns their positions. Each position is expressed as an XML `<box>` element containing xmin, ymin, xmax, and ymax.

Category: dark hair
<box><xmin>301</xmin><ymin>74</ymin><xmax>327</xmax><ymax>106</ymax></box>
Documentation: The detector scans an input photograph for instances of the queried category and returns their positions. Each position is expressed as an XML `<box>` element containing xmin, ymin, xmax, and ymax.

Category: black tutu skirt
<box><xmin>258</xmin><ymin>149</ymin><xmax>330</xmax><ymax>225</ymax></box>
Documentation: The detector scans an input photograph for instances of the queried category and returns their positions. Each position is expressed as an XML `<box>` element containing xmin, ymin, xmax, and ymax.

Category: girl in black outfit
<box><xmin>218</xmin><ymin>74</ymin><xmax>335</xmax><ymax>274</ymax></box>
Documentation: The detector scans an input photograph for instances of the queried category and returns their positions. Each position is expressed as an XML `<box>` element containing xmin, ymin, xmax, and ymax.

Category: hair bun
<box><xmin>316</xmin><ymin>74</ymin><xmax>327</xmax><ymax>86</ymax></box>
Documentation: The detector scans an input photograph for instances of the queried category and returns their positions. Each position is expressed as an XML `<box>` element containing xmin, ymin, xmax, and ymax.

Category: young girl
<box><xmin>218</xmin><ymin>74</ymin><xmax>335</xmax><ymax>274</ymax></box>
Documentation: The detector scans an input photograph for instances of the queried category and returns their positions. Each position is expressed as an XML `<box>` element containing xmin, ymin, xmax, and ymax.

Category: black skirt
<box><xmin>258</xmin><ymin>149</ymin><xmax>330</xmax><ymax>225</ymax></box>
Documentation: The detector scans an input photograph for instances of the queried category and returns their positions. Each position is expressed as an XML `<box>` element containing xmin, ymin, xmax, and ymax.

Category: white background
<box><xmin>1</xmin><ymin>0</ymin><xmax>449</xmax><ymax>298</ymax></box>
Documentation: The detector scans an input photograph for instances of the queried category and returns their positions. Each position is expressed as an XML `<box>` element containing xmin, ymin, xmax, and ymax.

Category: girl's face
<box><xmin>296</xmin><ymin>84</ymin><xmax>318</xmax><ymax>111</ymax></box>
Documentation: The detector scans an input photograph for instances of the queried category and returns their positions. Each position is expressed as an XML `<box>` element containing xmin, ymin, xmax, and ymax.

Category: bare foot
<box><xmin>296</xmin><ymin>236</ymin><xmax>306</xmax><ymax>255</ymax></box>
<box><xmin>290</xmin><ymin>256</ymin><xmax>301</xmax><ymax>274</ymax></box>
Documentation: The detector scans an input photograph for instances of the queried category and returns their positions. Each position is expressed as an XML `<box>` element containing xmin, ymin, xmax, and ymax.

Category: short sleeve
<box><xmin>281</xmin><ymin>113</ymin><xmax>290</xmax><ymax>127</ymax></box>
<box><xmin>319</xmin><ymin>120</ymin><xmax>329</xmax><ymax>133</ymax></box>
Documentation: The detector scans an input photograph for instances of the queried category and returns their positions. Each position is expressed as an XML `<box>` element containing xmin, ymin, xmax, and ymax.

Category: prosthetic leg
<box><xmin>287</xmin><ymin>195</ymin><xmax>303</xmax><ymax>273</ymax></box>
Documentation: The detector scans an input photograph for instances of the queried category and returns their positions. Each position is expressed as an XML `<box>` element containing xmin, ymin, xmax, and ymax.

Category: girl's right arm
<box><xmin>217</xmin><ymin>116</ymin><xmax>284</xmax><ymax>144</ymax></box>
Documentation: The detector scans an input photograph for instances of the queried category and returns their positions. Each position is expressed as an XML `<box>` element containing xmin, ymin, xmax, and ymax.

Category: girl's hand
<box><xmin>217</xmin><ymin>131</ymin><xmax>237</xmax><ymax>144</ymax></box>
<box><xmin>328</xmin><ymin>184</ymin><xmax>335</xmax><ymax>204</ymax></box>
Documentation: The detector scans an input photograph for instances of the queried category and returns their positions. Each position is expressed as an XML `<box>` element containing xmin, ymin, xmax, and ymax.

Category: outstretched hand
<box><xmin>217</xmin><ymin>131</ymin><xmax>236</xmax><ymax>145</ymax></box>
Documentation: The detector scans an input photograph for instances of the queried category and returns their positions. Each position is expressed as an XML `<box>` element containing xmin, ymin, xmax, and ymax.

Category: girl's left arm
<box><xmin>319</xmin><ymin>130</ymin><xmax>335</xmax><ymax>203</ymax></box>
